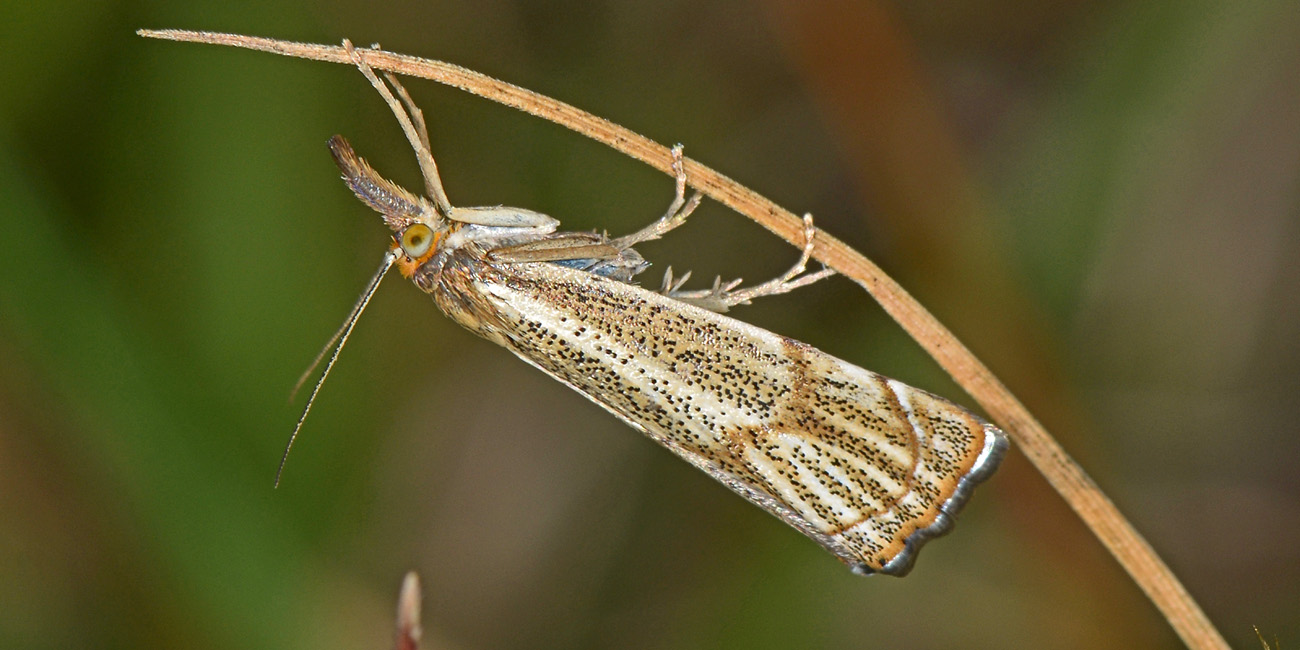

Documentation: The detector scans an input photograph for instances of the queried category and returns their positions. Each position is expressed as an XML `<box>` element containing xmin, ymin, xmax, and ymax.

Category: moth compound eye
<box><xmin>400</xmin><ymin>224</ymin><xmax>435</xmax><ymax>258</ymax></box>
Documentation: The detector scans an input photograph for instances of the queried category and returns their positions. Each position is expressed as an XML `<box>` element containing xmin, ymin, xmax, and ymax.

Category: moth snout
<box><xmin>327</xmin><ymin>134</ymin><xmax>430</xmax><ymax>232</ymax></box>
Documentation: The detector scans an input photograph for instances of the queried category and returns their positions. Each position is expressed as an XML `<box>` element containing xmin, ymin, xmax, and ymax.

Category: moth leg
<box><xmin>488</xmin><ymin>233</ymin><xmax>621</xmax><ymax>264</ymax></box>
<box><xmin>664</xmin><ymin>213</ymin><xmax>835</xmax><ymax>312</ymax></box>
<box><xmin>342</xmin><ymin>40</ymin><xmax>454</xmax><ymax>215</ymax></box>
<box><xmin>379</xmin><ymin>69</ymin><xmax>431</xmax><ymax>162</ymax></box>
<box><xmin>488</xmin><ymin>233</ymin><xmax>649</xmax><ymax>282</ymax></box>
<box><xmin>611</xmin><ymin>145</ymin><xmax>703</xmax><ymax>250</ymax></box>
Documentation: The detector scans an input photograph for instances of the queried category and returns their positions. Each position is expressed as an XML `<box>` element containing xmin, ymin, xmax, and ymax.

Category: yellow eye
<box><xmin>400</xmin><ymin>224</ymin><xmax>435</xmax><ymax>258</ymax></box>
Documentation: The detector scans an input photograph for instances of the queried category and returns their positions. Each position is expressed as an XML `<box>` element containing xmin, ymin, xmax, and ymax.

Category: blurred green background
<box><xmin>2</xmin><ymin>1</ymin><xmax>1297</xmax><ymax>648</ymax></box>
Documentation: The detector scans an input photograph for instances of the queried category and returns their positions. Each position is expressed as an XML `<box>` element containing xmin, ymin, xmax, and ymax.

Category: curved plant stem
<box><xmin>137</xmin><ymin>29</ymin><xmax>1230</xmax><ymax>650</ymax></box>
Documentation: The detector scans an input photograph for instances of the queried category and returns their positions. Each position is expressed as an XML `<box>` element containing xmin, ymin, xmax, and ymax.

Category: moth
<box><xmin>287</xmin><ymin>41</ymin><xmax>1008</xmax><ymax>576</ymax></box>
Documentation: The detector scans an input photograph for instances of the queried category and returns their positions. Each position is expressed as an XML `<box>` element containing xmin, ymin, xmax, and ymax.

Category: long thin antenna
<box><xmin>277</xmin><ymin>250</ymin><xmax>397</xmax><ymax>487</ymax></box>
<box><xmin>290</xmin><ymin>249</ymin><xmax>393</xmax><ymax>402</ymax></box>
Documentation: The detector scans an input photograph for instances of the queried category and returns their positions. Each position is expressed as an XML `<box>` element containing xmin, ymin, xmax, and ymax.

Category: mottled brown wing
<box><xmin>430</xmin><ymin>251</ymin><xmax>1007</xmax><ymax>575</ymax></box>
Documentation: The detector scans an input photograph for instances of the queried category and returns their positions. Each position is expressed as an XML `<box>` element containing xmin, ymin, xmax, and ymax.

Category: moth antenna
<box><xmin>277</xmin><ymin>250</ymin><xmax>397</xmax><ymax>487</ymax></box>
<box><xmin>290</xmin><ymin>315</ymin><xmax>348</xmax><ymax>404</ymax></box>
<box><xmin>289</xmin><ymin>244</ymin><xmax>396</xmax><ymax>402</ymax></box>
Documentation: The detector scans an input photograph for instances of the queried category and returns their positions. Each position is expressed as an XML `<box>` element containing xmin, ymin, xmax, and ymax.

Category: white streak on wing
<box><xmin>784</xmin><ymin>357</ymin><xmax>913</xmax><ymax>494</ymax></box>
<box><xmin>741</xmin><ymin>443</ymin><xmax>831</xmax><ymax>531</ymax></box>
<box><xmin>780</xmin><ymin>434</ymin><xmax>856</xmax><ymax>525</ymax></box>
<box><xmin>822</xmin><ymin>362</ymin><xmax>915</xmax><ymax>471</ymax></box>
<box><xmin>886</xmin><ymin>378</ymin><xmax>928</xmax><ymax>448</ymax></box>
<box><xmin>840</xmin><ymin>449</ymin><xmax>906</xmax><ymax>505</ymax></box>
<box><xmin>820</xmin><ymin>460</ymin><xmax>872</xmax><ymax>508</ymax></box>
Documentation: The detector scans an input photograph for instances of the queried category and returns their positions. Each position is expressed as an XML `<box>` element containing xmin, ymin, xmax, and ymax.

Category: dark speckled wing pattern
<box><xmin>425</xmin><ymin>248</ymin><xmax>1007</xmax><ymax>576</ymax></box>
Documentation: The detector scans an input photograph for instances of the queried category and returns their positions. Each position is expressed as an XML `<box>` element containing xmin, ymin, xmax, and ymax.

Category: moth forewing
<box><xmin>417</xmin><ymin>251</ymin><xmax>1007</xmax><ymax>576</ymax></box>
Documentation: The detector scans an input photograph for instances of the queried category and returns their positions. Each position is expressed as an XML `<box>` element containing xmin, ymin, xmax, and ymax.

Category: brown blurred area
<box><xmin>2</xmin><ymin>1</ymin><xmax>1297</xmax><ymax>648</ymax></box>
